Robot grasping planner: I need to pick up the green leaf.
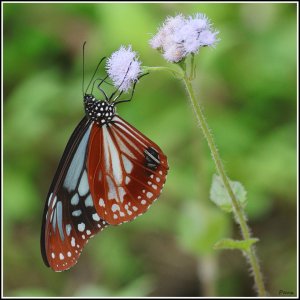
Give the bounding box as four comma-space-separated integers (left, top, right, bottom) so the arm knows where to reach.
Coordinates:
214, 238, 259, 252
210, 174, 247, 212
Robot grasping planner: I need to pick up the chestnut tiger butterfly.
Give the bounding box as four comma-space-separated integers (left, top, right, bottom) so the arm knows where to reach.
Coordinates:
40, 50, 169, 272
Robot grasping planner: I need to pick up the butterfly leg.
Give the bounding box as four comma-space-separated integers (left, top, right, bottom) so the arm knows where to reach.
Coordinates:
91, 76, 109, 100
113, 73, 149, 104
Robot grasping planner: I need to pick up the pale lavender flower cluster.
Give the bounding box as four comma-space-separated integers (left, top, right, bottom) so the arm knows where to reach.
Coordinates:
106, 45, 142, 92
149, 13, 219, 62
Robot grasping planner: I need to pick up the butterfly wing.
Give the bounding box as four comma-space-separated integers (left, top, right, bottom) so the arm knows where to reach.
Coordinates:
41, 117, 108, 272
87, 115, 169, 225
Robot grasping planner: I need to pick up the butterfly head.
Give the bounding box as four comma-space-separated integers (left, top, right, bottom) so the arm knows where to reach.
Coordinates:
84, 94, 116, 126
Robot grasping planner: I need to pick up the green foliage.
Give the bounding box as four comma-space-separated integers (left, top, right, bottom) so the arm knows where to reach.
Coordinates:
210, 174, 247, 213
3, 2, 297, 297
177, 201, 231, 255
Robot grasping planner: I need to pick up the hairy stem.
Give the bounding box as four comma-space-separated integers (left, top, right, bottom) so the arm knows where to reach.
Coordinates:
182, 74, 266, 296
143, 66, 184, 78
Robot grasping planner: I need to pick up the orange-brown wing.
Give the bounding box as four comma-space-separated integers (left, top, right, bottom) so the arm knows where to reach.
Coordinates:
87, 115, 169, 225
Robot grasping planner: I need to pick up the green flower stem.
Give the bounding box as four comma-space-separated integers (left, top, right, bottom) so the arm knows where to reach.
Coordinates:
143, 66, 184, 78
182, 74, 266, 297
146, 64, 266, 296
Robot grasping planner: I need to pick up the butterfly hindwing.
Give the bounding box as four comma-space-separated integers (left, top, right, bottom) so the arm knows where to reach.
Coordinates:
41, 117, 108, 272
87, 115, 169, 225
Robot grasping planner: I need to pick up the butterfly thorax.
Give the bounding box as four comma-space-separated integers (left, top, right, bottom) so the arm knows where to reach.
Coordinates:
84, 94, 115, 126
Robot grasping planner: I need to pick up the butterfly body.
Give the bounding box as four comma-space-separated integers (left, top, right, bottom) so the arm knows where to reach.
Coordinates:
41, 91, 168, 272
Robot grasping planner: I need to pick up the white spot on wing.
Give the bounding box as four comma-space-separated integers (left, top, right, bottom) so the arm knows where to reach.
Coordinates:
59, 253, 64, 260
122, 154, 133, 174
56, 201, 64, 241
147, 192, 153, 198
84, 194, 93, 207
78, 223, 85, 232
63, 124, 92, 192
52, 209, 57, 230
72, 210, 82, 217
118, 187, 126, 203
103, 126, 123, 185
92, 213, 100, 221
99, 198, 105, 207
66, 224, 71, 236
112, 204, 120, 212
106, 175, 117, 200
71, 193, 79, 206
79, 171, 89, 196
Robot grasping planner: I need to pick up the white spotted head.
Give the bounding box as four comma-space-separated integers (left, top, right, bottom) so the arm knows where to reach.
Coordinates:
84, 95, 116, 126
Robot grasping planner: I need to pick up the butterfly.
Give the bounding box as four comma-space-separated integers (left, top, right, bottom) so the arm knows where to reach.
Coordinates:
40, 57, 169, 272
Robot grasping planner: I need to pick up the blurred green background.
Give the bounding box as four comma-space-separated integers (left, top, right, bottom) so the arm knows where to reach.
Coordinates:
3, 3, 297, 297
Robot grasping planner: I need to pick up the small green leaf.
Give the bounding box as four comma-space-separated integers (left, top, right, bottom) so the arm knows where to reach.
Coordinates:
213, 238, 259, 252
210, 174, 247, 212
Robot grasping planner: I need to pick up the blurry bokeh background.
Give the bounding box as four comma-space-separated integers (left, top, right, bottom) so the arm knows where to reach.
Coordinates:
3, 3, 297, 297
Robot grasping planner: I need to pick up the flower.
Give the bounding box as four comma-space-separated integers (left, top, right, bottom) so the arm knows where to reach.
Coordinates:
149, 13, 220, 63
149, 14, 185, 51
106, 45, 142, 92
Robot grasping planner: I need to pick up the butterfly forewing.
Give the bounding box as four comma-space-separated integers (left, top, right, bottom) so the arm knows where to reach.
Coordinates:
41, 117, 108, 272
87, 116, 169, 225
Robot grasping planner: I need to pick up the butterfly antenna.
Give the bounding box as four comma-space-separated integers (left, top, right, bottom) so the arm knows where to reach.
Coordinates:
82, 41, 87, 97
85, 56, 106, 95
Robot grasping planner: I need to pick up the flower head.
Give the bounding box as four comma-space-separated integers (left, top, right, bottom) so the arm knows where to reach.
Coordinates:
106, 45, 142, 92
149, 13, 220, 63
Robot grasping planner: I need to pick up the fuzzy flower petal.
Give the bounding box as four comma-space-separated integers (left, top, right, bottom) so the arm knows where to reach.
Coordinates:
150, 13, 220, 62
149, 14, 185, 50
163, 44, 185, 63
106, 45, 142, 92
163, 14, 186, 35
187, 13, 211, 33
198, 29, 220, 47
